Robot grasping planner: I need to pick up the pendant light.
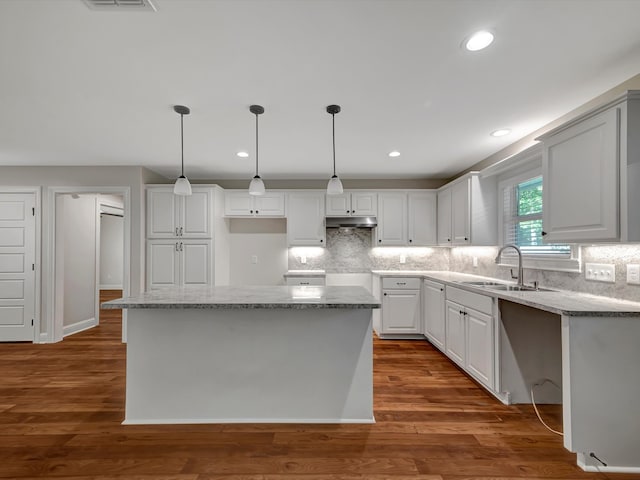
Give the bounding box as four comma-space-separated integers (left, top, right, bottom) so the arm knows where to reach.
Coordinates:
248, 104, 266, 195
326, 104, 344, 195
173, 105, 192, 196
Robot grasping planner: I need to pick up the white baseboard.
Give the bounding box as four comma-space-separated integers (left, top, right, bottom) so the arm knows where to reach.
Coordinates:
38, 332, 51, 344
577, 452, 640, 473
63, 317, 97, 337
99, 284, 123, 290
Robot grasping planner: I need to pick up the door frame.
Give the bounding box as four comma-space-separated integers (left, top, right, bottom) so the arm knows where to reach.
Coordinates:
44, 186, 131, 343
0, 187, 41, 342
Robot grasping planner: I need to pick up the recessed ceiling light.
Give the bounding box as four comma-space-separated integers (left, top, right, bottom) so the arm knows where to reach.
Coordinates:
465, 30, 494, 51
388, 151, 401, 157
237, 151, 249, 158
491, 129, 511, 137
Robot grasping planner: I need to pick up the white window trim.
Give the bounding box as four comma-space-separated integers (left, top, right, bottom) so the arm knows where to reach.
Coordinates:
498, 167, 581, 273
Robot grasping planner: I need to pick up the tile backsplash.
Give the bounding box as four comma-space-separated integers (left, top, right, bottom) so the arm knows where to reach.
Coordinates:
288, 229, 640, 302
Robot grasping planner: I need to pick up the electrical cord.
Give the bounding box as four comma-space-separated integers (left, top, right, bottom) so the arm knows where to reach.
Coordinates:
530, 379, 563, 436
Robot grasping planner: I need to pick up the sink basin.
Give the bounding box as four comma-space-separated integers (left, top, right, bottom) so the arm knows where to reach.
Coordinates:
456, 281, 506, 286
486, 284, 556, 292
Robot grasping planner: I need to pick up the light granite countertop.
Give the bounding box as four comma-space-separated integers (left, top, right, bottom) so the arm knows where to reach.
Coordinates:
372, 270, 640, 317
101, 285, 380, 310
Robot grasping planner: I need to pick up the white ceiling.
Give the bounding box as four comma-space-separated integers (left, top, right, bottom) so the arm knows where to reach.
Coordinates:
1, 0, 640, 181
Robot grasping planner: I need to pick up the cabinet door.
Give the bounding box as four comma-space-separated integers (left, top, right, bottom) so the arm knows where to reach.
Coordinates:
437, 188, 452, 246
451, 179, 470, 245
466, 307, 494, 389
147, 240, 179, 288
180, 188, 211, 238
224, 191, 254, 216
351, 192, 377, 216
408, 192, 437, 246
382, 289, 421, 334
445, 300, 465, 367
255, 192, 285, 216
325, 193, 351, 216
180, 240, 212, 286
423, 280, 445, 351
542, 107, 619, 242
147, 188, 179, 238
376, 193, 407, 246
286, 192, 326, 246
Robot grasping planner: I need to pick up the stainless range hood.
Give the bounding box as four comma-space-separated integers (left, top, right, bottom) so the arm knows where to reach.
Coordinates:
325, 216, 378, 228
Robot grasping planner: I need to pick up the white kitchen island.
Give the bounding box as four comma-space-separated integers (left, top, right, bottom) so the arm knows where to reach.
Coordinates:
102, 285, 380, 425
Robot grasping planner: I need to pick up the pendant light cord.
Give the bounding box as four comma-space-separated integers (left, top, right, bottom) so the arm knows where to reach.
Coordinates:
332, 112, 336, 176
255, 112, 259, 177
180, 113, 185, 177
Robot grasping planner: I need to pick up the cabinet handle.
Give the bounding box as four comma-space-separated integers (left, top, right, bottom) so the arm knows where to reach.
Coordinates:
459, 310, 463, 315
409, 239, 412, 243
351, 210, 355, 214
320, 239, 323, 243
383, 292, 387, 296
378, 239, 382, 243
300, 282, 309, 285
542, 231, 548, 236
175, 242, 179, 252
256, 210, 259, 214
440, 288, 444, 292
447, 238, 451, 242
250, 210, 254, 214
397, 282, 406, 286
346, 210, 350, 214
180, 227, 183, 236
175, 227, 179, 236
464, 237, 468, 241
180, 242, 183, 252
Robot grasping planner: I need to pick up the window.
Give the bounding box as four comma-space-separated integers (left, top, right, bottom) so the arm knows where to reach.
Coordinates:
499, 168, 579, 271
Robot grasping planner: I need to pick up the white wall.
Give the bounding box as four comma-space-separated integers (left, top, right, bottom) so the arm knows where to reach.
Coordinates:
228, 218, 287, 286
0, 166, 151, 339
58, 194, 97, 330
100, 214, 123, 288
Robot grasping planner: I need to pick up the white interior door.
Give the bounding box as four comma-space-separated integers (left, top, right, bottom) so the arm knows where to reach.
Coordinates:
0, 193, 36, 341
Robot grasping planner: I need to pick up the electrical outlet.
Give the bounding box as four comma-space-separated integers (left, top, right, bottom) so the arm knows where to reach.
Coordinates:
251, 255, 258, 264
585, 263, 615, 283
627, 264, 640, 285
300, 256, 307, 264
399, 254, 406, 264
472, 256, 478, 268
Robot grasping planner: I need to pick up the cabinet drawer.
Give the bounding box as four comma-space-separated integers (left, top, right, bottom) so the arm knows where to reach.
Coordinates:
382, 277, 421, 289
446, 286, 493, 315
286, 277, 325, 286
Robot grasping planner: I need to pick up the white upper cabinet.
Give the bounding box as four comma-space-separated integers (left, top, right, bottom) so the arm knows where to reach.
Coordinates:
376, 192, 407, 246
147, 186, 212, 239
537, 91, 640, 243
407, 191, 437, 246
437, 174, 497, 246
325, 191, 377, 216
286, 192, 326, 246
224, 190, 285, 217
437, 188, 452, 246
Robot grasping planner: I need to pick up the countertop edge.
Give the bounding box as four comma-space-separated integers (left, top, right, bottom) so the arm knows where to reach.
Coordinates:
372, 271, 640, 317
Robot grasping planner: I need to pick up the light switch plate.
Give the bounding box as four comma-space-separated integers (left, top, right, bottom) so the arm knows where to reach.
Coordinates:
585, 263, 615, 283
627, 264, 640, 285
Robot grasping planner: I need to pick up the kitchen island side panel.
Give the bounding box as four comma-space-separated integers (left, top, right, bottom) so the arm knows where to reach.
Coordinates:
125, 308, 374, 424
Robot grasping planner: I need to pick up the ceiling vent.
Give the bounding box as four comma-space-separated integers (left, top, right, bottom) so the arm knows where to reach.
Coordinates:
82, 0, 157, 11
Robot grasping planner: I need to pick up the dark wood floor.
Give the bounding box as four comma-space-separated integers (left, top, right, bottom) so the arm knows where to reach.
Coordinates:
0, 292, 633, 479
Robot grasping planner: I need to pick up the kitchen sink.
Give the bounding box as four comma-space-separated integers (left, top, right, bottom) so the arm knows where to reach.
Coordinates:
455, 281, 506, 286
485, 284, 556, 292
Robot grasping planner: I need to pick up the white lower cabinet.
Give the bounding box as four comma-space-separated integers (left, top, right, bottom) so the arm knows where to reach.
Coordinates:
444, 286, 495, 390
445, 301, 466, 366
380, 277, 422, 334
147, 239, 211, 288
423, 280, 445, 351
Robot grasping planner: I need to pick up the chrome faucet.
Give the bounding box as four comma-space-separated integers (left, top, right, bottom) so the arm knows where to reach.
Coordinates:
495, 244, 524, 287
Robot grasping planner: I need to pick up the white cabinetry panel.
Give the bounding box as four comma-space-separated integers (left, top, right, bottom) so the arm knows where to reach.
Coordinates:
423, 280, 445, 351
542, 107, 619, 242
376, 193, 407, 246
382, 289, 421, 334
408, 191, 437, 246
466, 308, 494, 388
445, 301, 466, 366
147, 240, 179, 287
286, 192, 325, 246
147, 189, 178, 238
